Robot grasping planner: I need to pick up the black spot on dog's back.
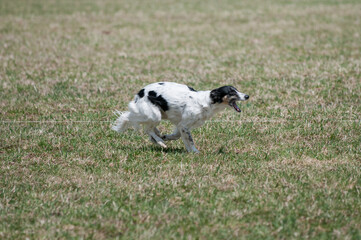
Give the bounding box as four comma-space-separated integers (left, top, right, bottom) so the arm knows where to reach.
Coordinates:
137, 89, 145, 98
148, 91, 169, 111
158, 82, 164, 85
188, 86, 197, 92
148, 91, 157, 97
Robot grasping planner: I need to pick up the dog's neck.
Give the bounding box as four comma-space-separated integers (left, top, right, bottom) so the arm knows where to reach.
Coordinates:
197, 90, 228, 115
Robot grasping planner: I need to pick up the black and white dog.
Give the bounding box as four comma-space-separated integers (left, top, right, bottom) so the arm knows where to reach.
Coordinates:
112, 82, 249, 153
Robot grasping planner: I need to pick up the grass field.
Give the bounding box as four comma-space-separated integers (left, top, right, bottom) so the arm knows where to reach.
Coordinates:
1, 0, 361, 239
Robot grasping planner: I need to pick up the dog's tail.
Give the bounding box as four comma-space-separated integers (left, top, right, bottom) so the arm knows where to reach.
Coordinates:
112, 99, 162, 133
111, 110, 133, 133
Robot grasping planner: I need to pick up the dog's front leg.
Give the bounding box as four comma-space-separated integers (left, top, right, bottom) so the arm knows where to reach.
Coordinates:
180, 127, 199, 153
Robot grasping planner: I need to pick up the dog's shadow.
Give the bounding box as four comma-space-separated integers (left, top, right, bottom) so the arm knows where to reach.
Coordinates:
118, 144, 186, 154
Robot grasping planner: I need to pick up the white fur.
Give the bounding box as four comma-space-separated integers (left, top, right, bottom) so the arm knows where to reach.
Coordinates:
112, 82, 248, 153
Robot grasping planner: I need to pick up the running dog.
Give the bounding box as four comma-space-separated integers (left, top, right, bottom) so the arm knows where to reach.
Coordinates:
112, 82, 249, 153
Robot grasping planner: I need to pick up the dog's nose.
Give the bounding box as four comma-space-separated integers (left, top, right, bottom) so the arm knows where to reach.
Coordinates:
244, 95, 249, 100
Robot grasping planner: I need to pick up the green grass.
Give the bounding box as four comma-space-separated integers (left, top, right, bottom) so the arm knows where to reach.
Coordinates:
1, 0, 360, 239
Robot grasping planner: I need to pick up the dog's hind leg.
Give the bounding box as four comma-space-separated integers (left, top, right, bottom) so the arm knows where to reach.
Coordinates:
162, 127, 181, 141
154, 127, 162, 138
148, 131, 167, 148
145, 124, 167, 149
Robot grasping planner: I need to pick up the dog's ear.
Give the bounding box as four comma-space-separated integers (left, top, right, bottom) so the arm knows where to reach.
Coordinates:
210, 88, 224, 103
210, 86, 233, 104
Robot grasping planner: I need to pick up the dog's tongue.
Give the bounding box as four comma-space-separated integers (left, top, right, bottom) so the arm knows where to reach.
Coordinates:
232, 102, 241, 112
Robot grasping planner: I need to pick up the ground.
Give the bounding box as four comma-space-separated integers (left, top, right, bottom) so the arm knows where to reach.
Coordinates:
0, 0, 360, 239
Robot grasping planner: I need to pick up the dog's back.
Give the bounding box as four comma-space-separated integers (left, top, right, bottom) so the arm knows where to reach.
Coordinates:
112, 82, 196, 132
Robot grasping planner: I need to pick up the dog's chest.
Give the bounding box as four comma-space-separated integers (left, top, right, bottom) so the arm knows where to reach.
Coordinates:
184, 105, 214, 128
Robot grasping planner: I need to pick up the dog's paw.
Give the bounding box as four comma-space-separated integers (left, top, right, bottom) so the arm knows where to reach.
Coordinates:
149, 136, 167, 149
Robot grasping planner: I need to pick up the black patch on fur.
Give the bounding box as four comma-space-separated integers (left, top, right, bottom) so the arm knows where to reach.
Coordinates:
210, 86, 238, 104
148, 91, 157, 97
158, 82, 164, 85
148, 91, 169, 111
137, 89, 145, 98
188, 86, 197, 92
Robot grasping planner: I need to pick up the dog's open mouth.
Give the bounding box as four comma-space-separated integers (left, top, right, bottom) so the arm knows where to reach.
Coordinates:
230, 101, 241, 112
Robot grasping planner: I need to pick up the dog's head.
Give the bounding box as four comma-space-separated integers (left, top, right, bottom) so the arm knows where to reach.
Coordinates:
210, 86, 249, 112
